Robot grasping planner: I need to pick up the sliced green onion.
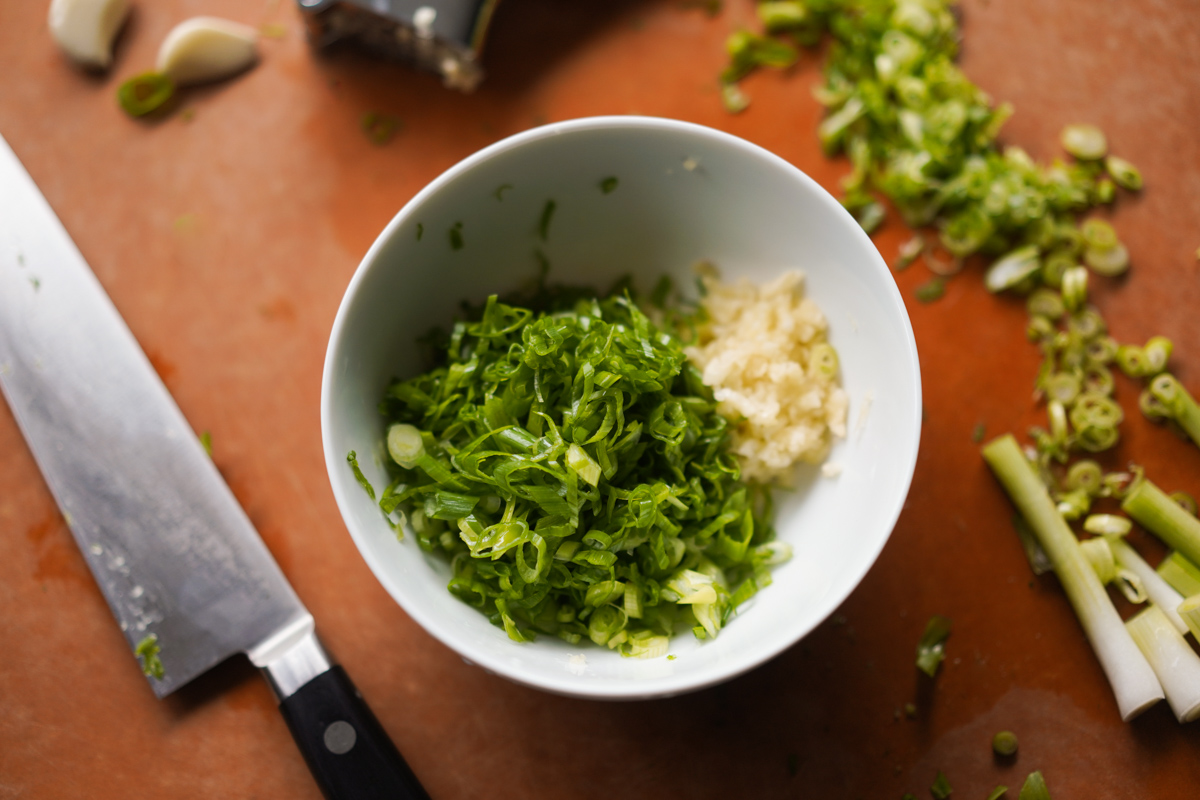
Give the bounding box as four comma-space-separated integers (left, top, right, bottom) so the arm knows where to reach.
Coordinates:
988, 787, 1009, 800
982, 434, 1163, 720
992, 730, 1019, 757
599, 176, 619, 194
1115, 344, 1150, 378
1065, 460, 1104, 495
1026, 288, 1064, 319
1018, 771, 1052, 800
916, 614, 952, 677
1060, 267, 1088, 313
135, 633, 165, 680
915, 276, 946, 304
720, 81, 750, 114
387, 423, 425, 469
759, 1, 808, 31
1126, 605, 1200, 722
893, 235, 924, 271
347, 450, 376, 501
1143, 336, 1173, 374
1061, 124, 1107, 160
361, 111, 400, 145
1178, 594, 1200, 640
1084, 243, 1129, 277
1080, 536, 1117, 584
1084, 514, 1131, 537
117, 72, 176, 117
1107, 536, 1187, 634
1105, 155, 1143, 191
1055, 487, 1090, 521
1157, 551, 1200, 598
565, 443, 601, 487
930, 771, 952, 800
985, 246, 1041, 293
1148, 373, 1200, 446
1080, 218, 1118, 250
1123, 477, 1200, 568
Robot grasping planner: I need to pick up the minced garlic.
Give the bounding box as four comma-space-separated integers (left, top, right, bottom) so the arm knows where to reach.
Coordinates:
685, 269, 848, 484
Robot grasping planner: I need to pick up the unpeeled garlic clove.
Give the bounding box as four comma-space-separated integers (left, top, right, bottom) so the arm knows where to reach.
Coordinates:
156, 17, 258, 87
48, 0, 131, 69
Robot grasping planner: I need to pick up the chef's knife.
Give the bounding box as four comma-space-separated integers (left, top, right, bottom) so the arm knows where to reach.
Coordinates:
0, 134, 429, 800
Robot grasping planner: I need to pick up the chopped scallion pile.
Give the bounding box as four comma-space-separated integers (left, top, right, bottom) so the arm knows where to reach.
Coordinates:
365, 291, 784, 652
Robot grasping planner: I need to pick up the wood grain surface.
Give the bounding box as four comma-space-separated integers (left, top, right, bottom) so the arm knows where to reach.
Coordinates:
2, 1, 1199, 797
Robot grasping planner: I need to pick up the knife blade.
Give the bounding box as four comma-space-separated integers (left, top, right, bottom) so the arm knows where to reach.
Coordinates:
0, 134, 429, 800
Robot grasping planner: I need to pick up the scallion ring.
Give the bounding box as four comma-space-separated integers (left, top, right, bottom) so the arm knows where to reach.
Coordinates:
117, 72, 176, 117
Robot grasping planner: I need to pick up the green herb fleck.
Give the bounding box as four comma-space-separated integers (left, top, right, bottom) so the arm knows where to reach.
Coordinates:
720, 81, 750, 114
495, 184, 513, 201
916, 615, 952, 677
930, 770, 952, 800
987, 787, 1009, 800
971, 423, 986, 443
347, 450, 376, 501
992, 730, 1018, 757
904, 702, 917, 719
1018, 771, 1051, 800
173, 213, 197, 234
29, 276, 40, 291
538, 200, 557, 241
600, 176, 619, 194
914, 277, 946, 304
117, 72, 175, 117
135, 634, 164, 680
361, 112, 400, 146
893, 236, 924, 271
449, 221, 464, 251
667, 654, 677, 660
199, 431, 213, 456
416, 223, 424, 241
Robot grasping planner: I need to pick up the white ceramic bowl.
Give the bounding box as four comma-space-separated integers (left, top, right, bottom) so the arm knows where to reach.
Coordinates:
322, 116, 921, 700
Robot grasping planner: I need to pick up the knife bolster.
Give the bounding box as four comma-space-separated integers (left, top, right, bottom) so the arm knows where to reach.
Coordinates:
259, 628, 333, 700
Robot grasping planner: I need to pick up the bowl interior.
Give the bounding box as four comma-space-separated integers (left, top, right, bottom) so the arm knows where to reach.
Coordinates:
321, 117, 921, 699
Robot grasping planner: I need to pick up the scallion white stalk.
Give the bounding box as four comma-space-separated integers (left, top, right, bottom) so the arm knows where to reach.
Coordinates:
1123, 477, 1200, 568
1125, 605, 1200, 723
1178, 595, 1200, 641
983, 434, 1163, 720
1107, 536, 1188, 635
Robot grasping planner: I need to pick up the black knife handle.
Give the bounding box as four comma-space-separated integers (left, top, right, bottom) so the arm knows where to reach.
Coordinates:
278, 666, 431, 800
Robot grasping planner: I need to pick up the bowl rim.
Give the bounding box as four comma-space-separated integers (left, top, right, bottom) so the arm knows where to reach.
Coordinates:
320, 114, 922, 700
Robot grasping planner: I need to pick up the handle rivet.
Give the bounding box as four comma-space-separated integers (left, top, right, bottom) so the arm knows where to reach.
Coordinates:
323, 720, 357, 754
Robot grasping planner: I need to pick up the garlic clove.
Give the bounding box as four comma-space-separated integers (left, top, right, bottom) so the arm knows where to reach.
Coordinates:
48, 0, 131, 69
156, 17, 259, 87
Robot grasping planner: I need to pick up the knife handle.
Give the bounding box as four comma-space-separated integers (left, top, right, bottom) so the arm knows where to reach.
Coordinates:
278, 665, 431, 800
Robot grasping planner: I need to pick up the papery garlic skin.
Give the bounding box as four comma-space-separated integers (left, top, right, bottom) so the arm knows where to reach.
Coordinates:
48, 0, 131, 69
156, 17, 258, 87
